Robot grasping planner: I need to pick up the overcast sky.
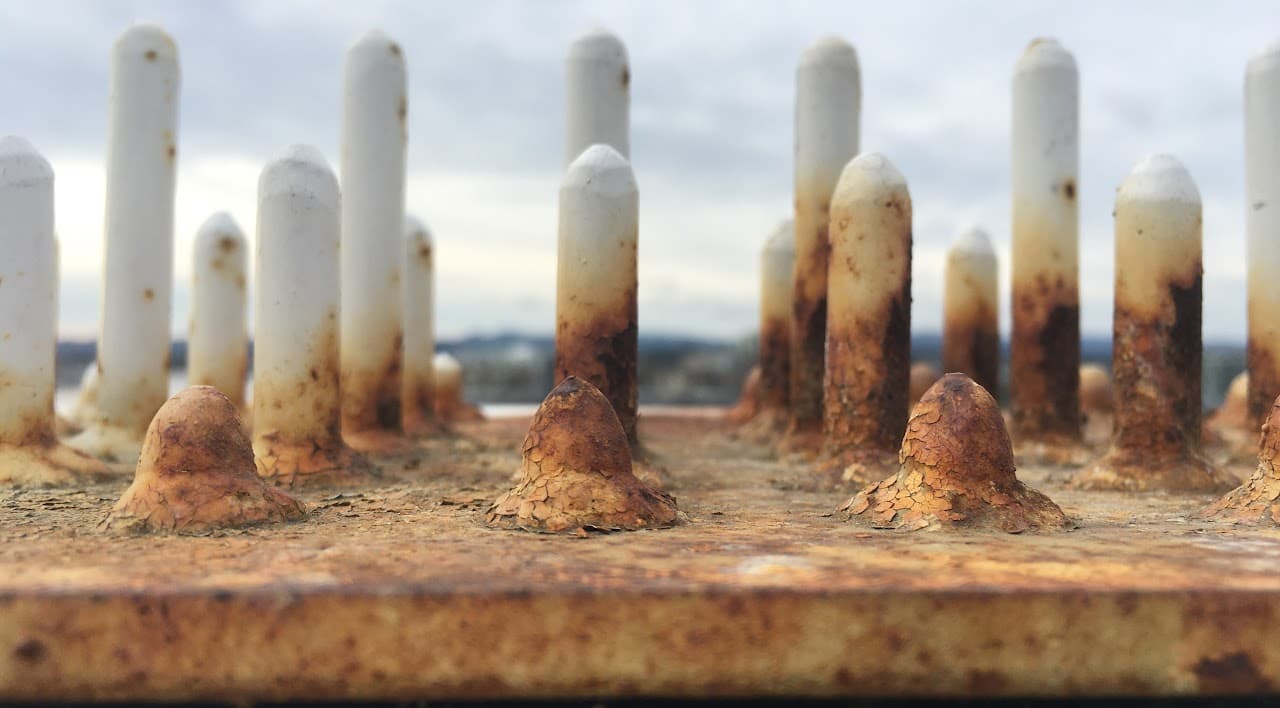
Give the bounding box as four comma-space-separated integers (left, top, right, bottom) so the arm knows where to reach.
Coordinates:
1, 0, 1277, 342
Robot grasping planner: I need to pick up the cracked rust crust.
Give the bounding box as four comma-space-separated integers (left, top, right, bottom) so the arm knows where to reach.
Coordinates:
1011, 273, 1081, 442
1204, 395, 1280, 524
104, 387, 307, 534
840, 374, 1071, 533
487, 377, 679, 534
6, 411, 1280, 700
1074, 276, 1232, 493
554, 298, 638, 446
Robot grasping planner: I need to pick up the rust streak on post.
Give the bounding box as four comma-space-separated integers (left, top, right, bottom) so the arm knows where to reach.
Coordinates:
942, 227, 999, 395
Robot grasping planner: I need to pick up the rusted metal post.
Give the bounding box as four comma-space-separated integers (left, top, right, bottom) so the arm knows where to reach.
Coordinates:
756, 219, 795, 420
69, 24, 179, 463
1073, 155, 1230, 492
943, 227, 999, 395
432, 352, 481, 422
253, 145, 366, 487
565, 28, 629, 166
820, 153, 911, 485
1247, 42, 1280, 427
0, 137, 110, 486
188, 213, 248, 409
555, 144, 639, 446
401, 215, 437, 435
784, 36, 860, 454
1010, 38, 1081, 459
340, 29, 409, 452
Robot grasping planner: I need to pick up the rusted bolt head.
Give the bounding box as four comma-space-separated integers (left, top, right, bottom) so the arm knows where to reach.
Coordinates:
840, 373, 1071, 533
1203, 393, 1280, 524
104, 386, 307, 534
487, 376, 679, 534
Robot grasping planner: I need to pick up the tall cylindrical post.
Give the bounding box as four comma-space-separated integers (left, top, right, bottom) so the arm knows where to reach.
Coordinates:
69, 24, 180, 463
757, 219, 795, 417
254, 145, 366, 487
1010, 38, 1081, 456
565, 28, 629, 166
188, 212, 248, 408
1073, 155, 1229, 492
402, 215, 436, 435
555, 144, 639, 446
943, 227, 999, 395
0, 136, 109, 485
821, 153, 912, 485
785, 36, 860, 453
1247, 42, 1280, 426
340, 29, 409, 451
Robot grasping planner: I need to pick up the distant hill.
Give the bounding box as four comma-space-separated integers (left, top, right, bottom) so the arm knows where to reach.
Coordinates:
56, 333, 1246, 408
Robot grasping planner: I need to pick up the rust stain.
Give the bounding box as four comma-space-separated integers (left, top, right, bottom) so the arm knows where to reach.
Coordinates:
1247, 334, 1278, 429
341, 332, 405, 445
785, 223, 829, 446
1075, 273, 1231, 492
104, 387, 307, 534
841, 374, 1072, 533
487, 377, 679, 534
1010, 273, 1081, 443
144, 49, 157, 61
12, 638, 46, 664
942, 312, 1000, 398
142, 288, 155, 302
756, 318, 790, 413
1191, 652, 1270, 693
555, 291, 638, 447
621, 66, 630, 89
1204, 394, 1280, 523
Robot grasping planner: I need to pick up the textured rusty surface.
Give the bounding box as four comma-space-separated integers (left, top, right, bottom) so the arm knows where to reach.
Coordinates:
2, 409, 1280, 700
942, 318, 999, 397
1010, 274, 1081, 442
341, 331, 405, 452
1205, 395, 1280, 524
757, 318, 790, 413
1248, 333, 1279, 428
840, 375, 1070, 533
821, 280, 911, 487
784, 219, 828, 450
104, 387, 307, 534
554, 295, 638, 447
725, 366, 761, 424
487, 377, 679, 533
1074, 276, 1231, 493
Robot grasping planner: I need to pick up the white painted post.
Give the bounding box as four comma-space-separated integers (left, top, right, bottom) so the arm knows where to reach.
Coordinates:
555, 144, 639, 445
757, 219, 795, 415
1010, 38, 1080, 449
786, 36, 861, 452
69, 24, 180, 463
0, 136, 109, 485
943, 227, 999, 394
340, 29, 409, 451
565, 28, 629, 166
1247, 41, 1280, 425
402, 215, 436, 434
188, 212, 248, 408
253, 145, 365, 487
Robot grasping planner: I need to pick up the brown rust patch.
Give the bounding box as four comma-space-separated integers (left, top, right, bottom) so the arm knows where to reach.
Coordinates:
756, 318, 790, 413
1204, 394, 1280, 523
820, 280, 910, 486
841, 374, 1071, 533
942, 316, 999, 397
783, 222, 830, 449
1191, 652, 1270, 693
620, 66, 630, 89
142, 288, 154, 302
341, 332, 405, 451
104, 387, 307, 534
725, 366, 761, 425
217, 236, 238, 254
1061, 179, 1076, 201
1075, 274, 1231, 492
554, 293, 638, 446
144, 49, 157, 61
1247, 336, 1279, 429
1011, 273, 1081, 443
487, 377, 679, 533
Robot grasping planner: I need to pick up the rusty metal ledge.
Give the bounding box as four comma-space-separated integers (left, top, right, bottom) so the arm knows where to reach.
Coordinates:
1, 414, 1278, 701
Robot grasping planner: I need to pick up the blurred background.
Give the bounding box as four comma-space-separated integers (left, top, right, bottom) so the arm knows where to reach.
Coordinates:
2, 0, 1275, 407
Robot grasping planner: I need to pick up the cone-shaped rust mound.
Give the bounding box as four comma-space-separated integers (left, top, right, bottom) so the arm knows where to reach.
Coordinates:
104, 386, 307, 534
487, 377, 679, 534
1204, 395, 1280, 524
840, 374, 1072, 533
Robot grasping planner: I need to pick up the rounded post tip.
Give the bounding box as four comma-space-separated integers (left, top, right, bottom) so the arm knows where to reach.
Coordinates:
764, 219, 795, 255
404, 215, 432, 245
260, 144, 337, 196
834, 152, 907, 198
563, 143, 636, 195
800, 35, 859, 68
951, 226, 995, 255
114, 23, 178, 62
569, 27, 628, 61
347, 28, 404, 64
1248, 40, 1280, 74
195, 211, 242, 246
1015, 37, 1076, 73
1119, 154, 1200, 206
0, 136, 52, 186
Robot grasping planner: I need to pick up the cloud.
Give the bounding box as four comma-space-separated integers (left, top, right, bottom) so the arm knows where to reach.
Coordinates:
2, 0, 1277, 343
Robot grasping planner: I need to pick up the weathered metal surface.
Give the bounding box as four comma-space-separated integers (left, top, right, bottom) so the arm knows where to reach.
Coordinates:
1, 408, 1278, 700
943, 227, 999, 396
187, 212, 248, 409
1247, 42, 1280, 426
